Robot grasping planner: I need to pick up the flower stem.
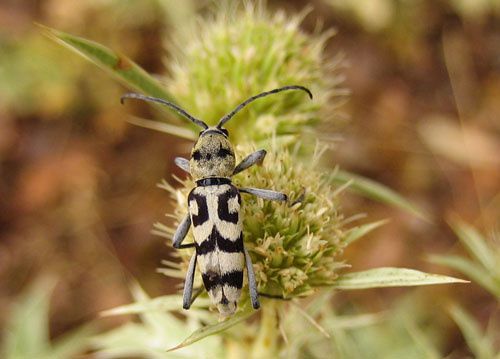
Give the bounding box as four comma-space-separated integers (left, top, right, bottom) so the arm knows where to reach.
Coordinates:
251, 300, 280, 358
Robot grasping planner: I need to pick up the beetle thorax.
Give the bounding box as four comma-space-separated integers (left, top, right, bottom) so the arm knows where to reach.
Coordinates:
190, 130, 235, 180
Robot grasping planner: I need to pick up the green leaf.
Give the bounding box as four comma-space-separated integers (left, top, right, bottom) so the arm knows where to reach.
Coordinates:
167, 304, 257, 352
101, 294, 211, 317
449, 219, 498, 274
2, 276, 95, 359
429, 255, 500, 298
344, 219, 389, 246
126, 116, 196, 140
332, 267, 468, 290
37, 24, 175, 103
94, 281, 218, 356
93, 282, 223, 358
3, 277, 56, 358
326, 312, 385, 329
404, 317, 442, 359
328, 170, 429, 221
49, 324, 96, 359
37, 24, 205, 139
449, 304, 496, 359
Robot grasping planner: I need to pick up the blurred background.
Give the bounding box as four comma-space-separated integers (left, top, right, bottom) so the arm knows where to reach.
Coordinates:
0, 0, 499, 357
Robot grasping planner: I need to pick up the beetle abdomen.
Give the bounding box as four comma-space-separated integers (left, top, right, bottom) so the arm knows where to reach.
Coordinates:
188, 184, 245, 316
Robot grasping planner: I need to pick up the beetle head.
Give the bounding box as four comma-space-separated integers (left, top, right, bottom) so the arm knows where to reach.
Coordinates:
190, 127, 235, 180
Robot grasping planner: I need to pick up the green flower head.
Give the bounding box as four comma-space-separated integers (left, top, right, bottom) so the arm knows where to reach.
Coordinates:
165, 2, 345, 143
156, 142, 348, 306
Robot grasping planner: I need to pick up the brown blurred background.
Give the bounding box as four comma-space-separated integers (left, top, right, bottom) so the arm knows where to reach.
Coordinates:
0, 0, 498, 355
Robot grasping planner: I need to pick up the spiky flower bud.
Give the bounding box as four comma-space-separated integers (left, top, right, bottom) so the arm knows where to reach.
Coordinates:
165, 2, 345, 143
156, 142, 348, 308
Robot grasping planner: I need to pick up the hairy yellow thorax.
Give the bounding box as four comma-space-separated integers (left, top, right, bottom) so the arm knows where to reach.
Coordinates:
190, 130, 235, 181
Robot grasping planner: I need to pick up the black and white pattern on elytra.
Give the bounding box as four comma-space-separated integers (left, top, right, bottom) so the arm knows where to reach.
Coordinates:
202, 270, 243, 292
188, 184, 242, 242
188, 184, 245, 315
189, 192, 209, 226
217, 186, 240, 224
196, 227, 244, 255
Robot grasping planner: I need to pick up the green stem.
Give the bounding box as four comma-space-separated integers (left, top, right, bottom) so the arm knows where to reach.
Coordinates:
251, 301, 280, 358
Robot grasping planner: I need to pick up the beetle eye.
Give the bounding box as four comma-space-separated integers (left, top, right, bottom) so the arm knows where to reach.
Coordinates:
221, 128, 229, 137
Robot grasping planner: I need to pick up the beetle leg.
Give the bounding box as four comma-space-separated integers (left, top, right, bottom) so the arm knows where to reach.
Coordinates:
239, 187, 287, 202
233, 149, 266, 175
244, 247, 260, 309
183, 252, 197, 309
174, 157, 190, 173
173, 214, 195, 249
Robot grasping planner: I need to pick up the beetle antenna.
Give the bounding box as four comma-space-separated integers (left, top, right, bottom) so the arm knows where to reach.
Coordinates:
217, 85, 312, 128
121, 93, 208, 130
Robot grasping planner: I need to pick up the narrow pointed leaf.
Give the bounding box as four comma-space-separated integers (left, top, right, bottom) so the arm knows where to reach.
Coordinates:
345, 219, 389, 245
429, 255, 500, 298
37, 24, 176, 105
50, 323, 96, 359
101, 295, 210, 317
93, 281, 223, 357
167, 305, 256, 352
404, 318, 441, 359
333, 267, 468, 290
449, 304, 496, 359
127, 281, 188, 336
449, 220, 498, 273
328, 170, 429, 221
291, 302, 330, 338
4, 276, 94, 359
4, 277, 57, 358
126, 116, 196, 140
325, 312, 385, 329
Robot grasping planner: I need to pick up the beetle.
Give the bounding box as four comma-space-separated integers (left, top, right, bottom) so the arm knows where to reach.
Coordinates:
121, 85, 312, 317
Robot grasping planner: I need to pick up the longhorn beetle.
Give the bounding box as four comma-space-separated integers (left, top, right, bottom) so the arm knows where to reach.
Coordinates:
121, 85, 312, 317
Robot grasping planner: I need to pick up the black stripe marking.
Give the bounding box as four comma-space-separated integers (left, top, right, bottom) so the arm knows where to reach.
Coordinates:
218, 187, 240, 224
188, 190, 209, 226
202, 270, 243, 291
221, 270, 243, 288
219, 231, 244, 253
196, 227, 243, 255
201, 270, 218, 292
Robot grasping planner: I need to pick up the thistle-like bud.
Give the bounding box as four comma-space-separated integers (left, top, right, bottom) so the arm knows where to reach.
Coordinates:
157, 143, 348, 305
165, 2, 345, 143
